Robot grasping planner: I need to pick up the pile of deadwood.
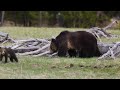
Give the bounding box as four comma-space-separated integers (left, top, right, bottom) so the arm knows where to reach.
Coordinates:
0, 20, 120, 60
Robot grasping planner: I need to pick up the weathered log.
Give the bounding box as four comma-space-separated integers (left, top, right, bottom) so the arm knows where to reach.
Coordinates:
0, 32, 8, 43
109, 47, 115, 60
87, 27, 111, 39
98, 42, 120, 60
18, 44, 50, 56
99, 28, 111, 37
0, 32, 8, 37
7, 37, 16, 43
14, 46, 40, 53
48, 52, 58, 57
32, 51, 50, 57
0, 40, 9, 44
0, 32, 16, 43
86, 20, 118, 41
14, 38, 50, 44
97, 42, 114, 55
11, 38, 50, 49
11, 44, 24, 49
92, 31, 102, 42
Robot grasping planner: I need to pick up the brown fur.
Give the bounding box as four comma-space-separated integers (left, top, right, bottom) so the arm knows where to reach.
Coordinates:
50, 30, 101, 57
0, 47, 18, 63
67, 40, 74, 49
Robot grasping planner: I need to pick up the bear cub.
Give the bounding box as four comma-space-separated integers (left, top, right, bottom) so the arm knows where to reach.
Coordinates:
0, 47, 18, 63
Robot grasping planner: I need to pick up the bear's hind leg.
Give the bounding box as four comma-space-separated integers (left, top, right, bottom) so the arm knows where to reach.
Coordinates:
9, 57, 14, 62
4, 54, 8, 63
14, 57, 18, 62
10, 55, 18, 62
79, 50, 85, 58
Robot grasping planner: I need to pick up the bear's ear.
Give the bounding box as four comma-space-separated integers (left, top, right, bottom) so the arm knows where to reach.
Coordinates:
51, 38, 56, 42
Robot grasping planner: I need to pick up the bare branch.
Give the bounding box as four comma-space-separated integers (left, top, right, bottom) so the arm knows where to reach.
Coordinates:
32, 51, 50, 57
19, 44, 50, 56
103, 20, 118, 31
48, 52, 58, 57
109, 47, 115, 60
98, 42, 120, 60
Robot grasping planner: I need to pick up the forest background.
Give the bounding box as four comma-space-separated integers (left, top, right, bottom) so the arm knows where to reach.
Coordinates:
0, 11, 120, 29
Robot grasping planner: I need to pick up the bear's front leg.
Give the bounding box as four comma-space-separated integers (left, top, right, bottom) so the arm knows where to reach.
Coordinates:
58, 47, 67, 57
0, 55, 3, 61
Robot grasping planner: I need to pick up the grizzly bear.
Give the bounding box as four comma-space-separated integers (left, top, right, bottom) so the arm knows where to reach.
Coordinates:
0, 47, 18, 63
50, 30, 101, 58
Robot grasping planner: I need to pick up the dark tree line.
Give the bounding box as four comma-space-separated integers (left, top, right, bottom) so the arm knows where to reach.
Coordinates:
0, 11, 120, 28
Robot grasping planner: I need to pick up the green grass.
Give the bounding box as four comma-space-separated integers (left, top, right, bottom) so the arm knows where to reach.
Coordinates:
0, 27, 84, 39
0, 27, 120, 79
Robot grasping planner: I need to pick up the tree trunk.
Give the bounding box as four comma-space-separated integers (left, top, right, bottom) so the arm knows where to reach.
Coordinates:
14, 11, 17, 26
0, 11, 5, 26
23, 11, 28, 27
39, 11, 42, 27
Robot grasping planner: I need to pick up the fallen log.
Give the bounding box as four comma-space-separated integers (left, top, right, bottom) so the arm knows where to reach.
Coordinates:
0, 32, 8, 43
32, 51, 50, 57
14, 46, 40, 53
18, 44, 50, 56
86, 20, 119, 42
87, 27, 111, 39
48, 52, 58, 57
11, 38, 50, 49
14, 38, 50, 44
97, 42, 114, 55
0, 32, 8, 37
98, 42, 120, 60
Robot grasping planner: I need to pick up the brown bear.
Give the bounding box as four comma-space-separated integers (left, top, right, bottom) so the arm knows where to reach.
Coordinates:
50, 30, 101, 58
0, 47, 18, 63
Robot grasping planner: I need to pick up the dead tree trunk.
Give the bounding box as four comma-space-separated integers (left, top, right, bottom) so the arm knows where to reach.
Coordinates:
98, 42, 120, 60
87, 20, 119, 42
0, 11, 5, 26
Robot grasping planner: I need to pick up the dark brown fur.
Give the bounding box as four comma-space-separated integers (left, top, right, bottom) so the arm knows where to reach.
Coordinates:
50, 30, 101, 57
0, 47, 18, 63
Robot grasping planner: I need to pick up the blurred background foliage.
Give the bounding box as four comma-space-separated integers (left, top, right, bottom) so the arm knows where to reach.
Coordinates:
0, 11, 120, 29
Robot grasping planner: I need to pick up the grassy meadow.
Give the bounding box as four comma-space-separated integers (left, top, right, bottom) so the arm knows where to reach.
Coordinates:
0, 27, 120, 79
